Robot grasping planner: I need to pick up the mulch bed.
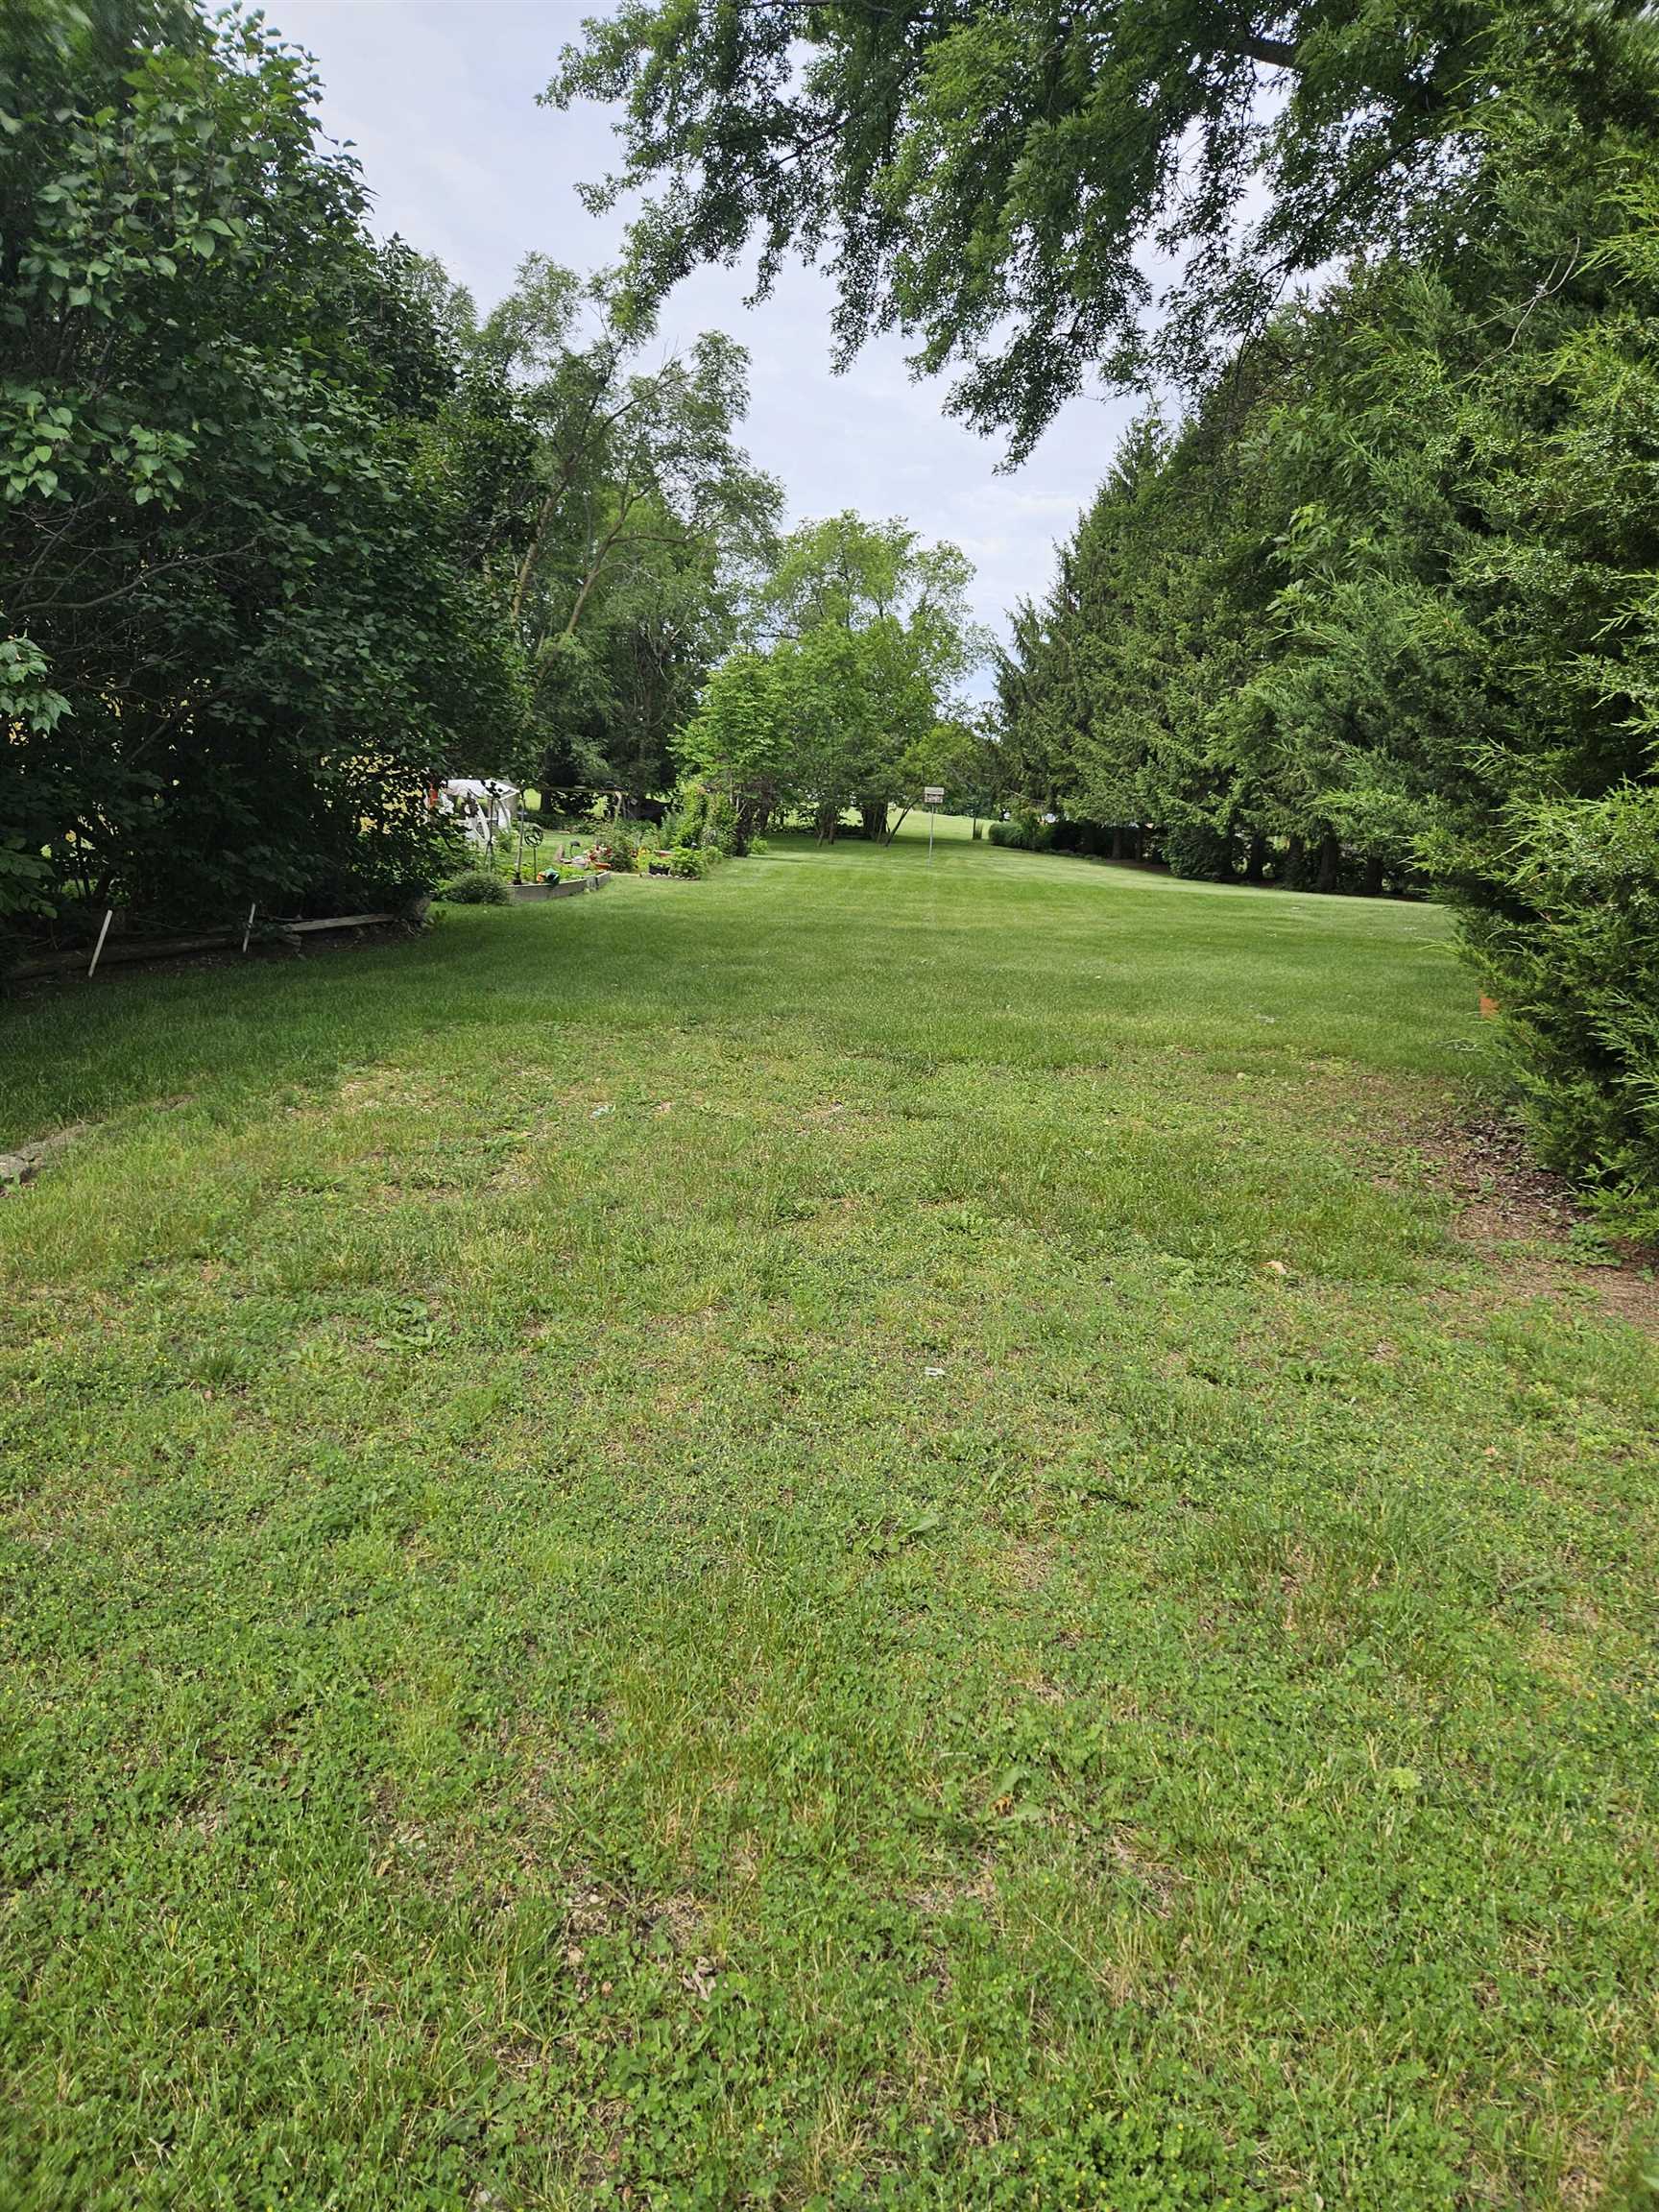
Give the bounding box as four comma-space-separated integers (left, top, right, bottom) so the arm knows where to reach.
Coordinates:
1417, 1112, 1588, 1244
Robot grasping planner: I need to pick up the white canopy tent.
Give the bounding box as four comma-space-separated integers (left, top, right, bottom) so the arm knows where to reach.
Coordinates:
435, 779, 521, 849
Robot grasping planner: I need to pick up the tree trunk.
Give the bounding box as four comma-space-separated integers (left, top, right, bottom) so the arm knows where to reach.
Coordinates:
1111, 827, 1126, 862
510, 447, 587, 635
859, 799, 887, 842
1362, 853, 1384, 897
1315, 830, 1341, 894
1286, 833, 1306, 886
737, 784, 776, 847
1245, 832, 1268, 882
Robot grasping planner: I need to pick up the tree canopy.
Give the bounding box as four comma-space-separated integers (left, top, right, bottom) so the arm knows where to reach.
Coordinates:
547, 0, 1655, 455
1, 0, 525, 925
462, 254, 781, 809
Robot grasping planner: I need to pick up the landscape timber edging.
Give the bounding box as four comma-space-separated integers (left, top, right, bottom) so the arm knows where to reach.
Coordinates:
509, 878, 597, 902
282, 911, 399, 935
8, 908, 409, 981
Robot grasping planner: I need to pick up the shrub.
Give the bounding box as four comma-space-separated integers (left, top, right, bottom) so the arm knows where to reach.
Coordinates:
1453, 784, 1659, 1239
0, 15, 528, 942
662, 785, 709, 849
667, 844, 710, 878
439, 868, 511, 905
988, 808, 1053, 852
591, 821, 647, 873
705, 787, 742, 856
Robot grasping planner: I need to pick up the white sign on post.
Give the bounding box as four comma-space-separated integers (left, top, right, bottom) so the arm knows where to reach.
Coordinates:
924, 787, 945, 805
923, 787, 945, 864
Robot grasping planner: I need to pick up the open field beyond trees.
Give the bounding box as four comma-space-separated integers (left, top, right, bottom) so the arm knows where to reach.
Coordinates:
2, 833, 1655, 2211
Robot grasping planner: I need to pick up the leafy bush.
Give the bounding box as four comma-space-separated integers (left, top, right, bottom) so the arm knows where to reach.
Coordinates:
662, 785, 708, 849
0, 10, 527, 937
1049, 818, 1113, 857
1453, 785, 1659, 1238
667, 844, 709, 878
661, 781, 754, 860
439, 868, 511, 905
988, 808, 1053, 852
293, 861, 448, 920
593, 820, 651, 873
704, 787, 743, 856
0, 831, 54, 924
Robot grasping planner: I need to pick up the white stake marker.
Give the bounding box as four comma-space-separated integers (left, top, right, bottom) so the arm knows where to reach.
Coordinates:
87, 908, 113, 979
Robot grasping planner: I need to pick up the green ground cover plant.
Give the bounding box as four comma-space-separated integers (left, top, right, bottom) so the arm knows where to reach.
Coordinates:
1, 830, 1654, 2210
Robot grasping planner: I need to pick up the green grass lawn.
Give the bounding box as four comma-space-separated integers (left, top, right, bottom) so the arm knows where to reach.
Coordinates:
2, 835, 1655, 2211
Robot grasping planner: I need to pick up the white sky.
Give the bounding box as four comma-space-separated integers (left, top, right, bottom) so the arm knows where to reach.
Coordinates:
275, 0, 1140, 686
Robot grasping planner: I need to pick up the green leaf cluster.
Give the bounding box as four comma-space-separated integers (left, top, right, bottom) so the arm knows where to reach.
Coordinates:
546, 0, 1644, 457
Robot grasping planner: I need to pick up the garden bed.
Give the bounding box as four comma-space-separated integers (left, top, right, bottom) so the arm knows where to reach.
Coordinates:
507, 877, 605, 902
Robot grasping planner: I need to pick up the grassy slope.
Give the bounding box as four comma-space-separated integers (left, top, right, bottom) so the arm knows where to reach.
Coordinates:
1, 831, 1654, 2211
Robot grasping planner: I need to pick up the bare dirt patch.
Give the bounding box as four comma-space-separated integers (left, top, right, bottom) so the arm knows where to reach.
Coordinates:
906, 1856, 998, 1919
1420, 1114, 1583, 1243
1412, 1112, 1659, 1331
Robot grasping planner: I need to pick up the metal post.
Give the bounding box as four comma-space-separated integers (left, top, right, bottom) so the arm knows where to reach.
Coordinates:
241, 901, 257, 954
928, 805, 935, 863
87, 907, 113, 979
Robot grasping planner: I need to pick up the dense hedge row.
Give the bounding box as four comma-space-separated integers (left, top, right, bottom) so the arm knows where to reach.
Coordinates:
993, 52, 1659, 1235
1455, 790, 1659, 1215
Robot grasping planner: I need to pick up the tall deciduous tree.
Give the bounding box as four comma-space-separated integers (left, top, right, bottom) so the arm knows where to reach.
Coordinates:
676, 649, 787, 847
757, 513, 982, 837
462, 253, 780, 807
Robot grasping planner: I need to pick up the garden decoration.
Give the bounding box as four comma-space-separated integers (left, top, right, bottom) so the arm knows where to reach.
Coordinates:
516, 819, 543, 883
